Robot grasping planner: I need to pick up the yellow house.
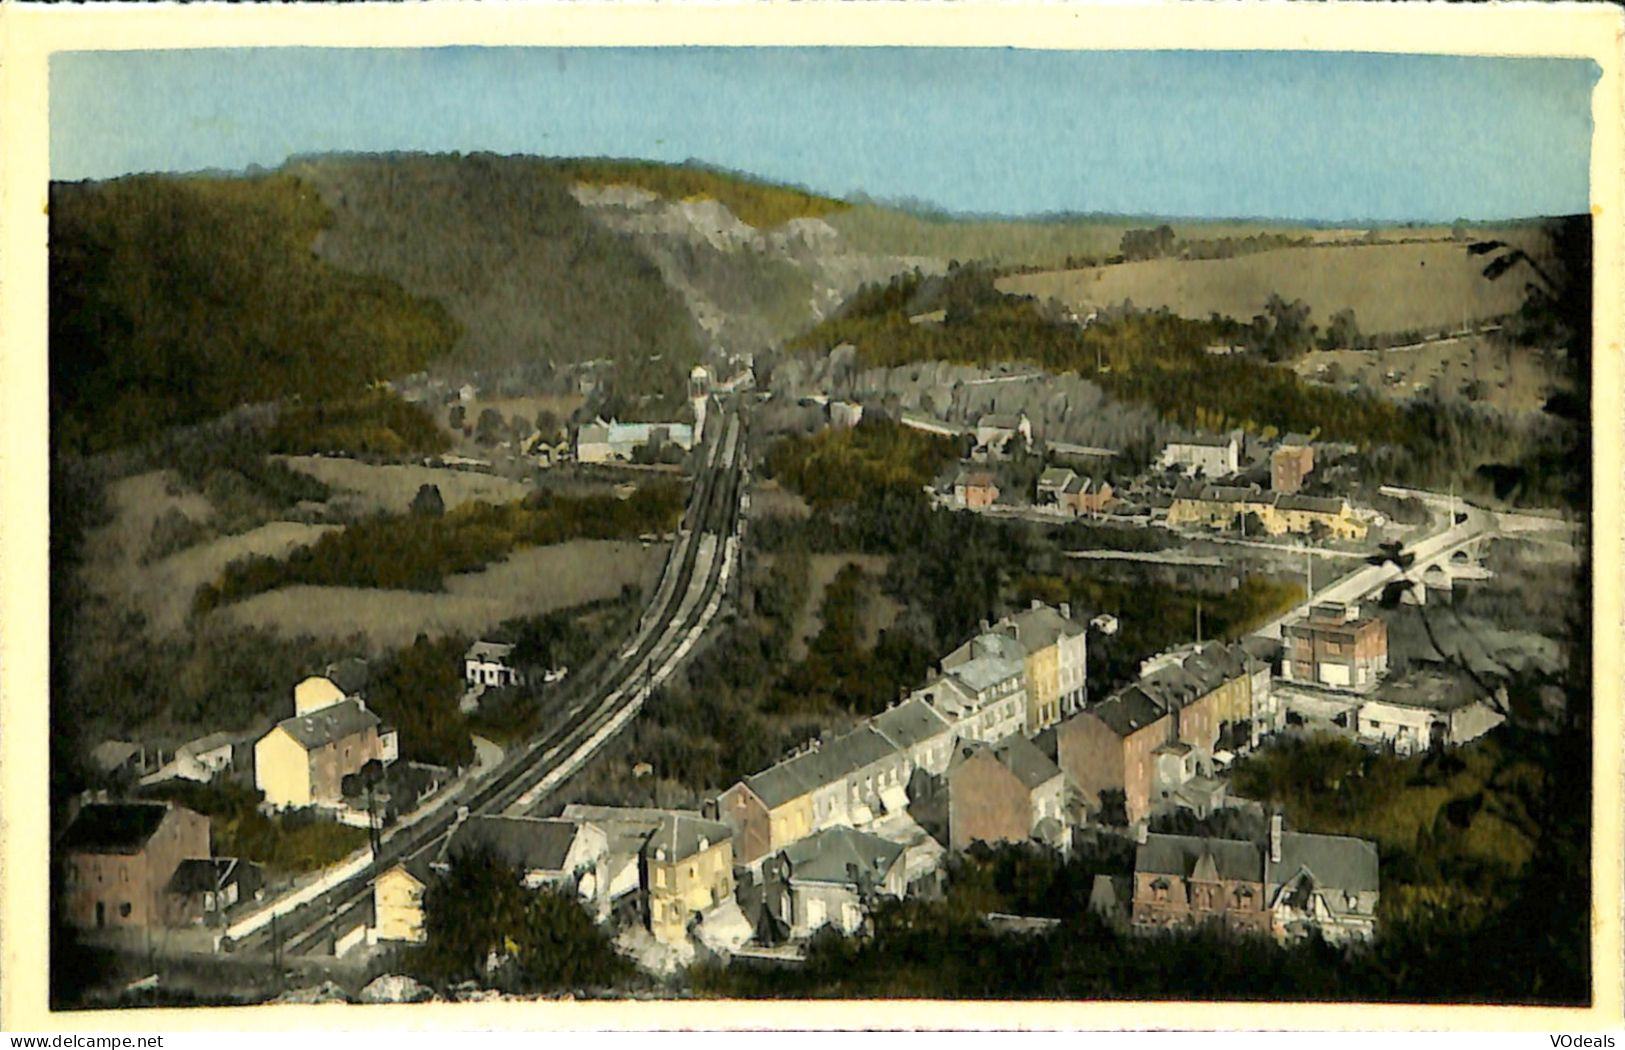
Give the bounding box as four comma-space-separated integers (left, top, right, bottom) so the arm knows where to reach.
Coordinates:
992, 602, 1089, 732
254, 699, 391, 809
1167, 487, 1366, 541
373, 859, 431, 944
1138, 641, 1259, 751
643, 814, 735, 945
718, 756, 825, 864
294, 675, 348, 716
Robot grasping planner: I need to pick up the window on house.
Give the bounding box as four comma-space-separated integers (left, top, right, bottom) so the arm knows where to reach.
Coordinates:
1151, 878, 1170, 902
120, 866, 129, 883
654, 869, 666, 888
119, 902, 132, 919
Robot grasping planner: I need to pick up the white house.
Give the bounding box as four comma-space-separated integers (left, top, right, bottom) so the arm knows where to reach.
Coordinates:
465, 640, 524, 690
575, 418, 697, 464
973, 413, 1033, 460
1159, 434, 1241, 478
1354, 673, 1506, 755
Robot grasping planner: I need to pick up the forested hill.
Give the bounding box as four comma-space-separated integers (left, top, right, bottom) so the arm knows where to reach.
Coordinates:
48, 155, 718, 455
285, 153, 706, 387
49, 173, 461, 455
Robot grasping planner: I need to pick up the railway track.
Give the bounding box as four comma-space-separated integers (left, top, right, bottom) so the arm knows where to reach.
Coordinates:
230, 406, 747, 959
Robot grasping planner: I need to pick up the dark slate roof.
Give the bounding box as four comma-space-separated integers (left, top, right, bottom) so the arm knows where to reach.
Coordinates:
276, 699, 380, 751
62, 803, 173, 855
988, 733, 1062, 790
869, 698, 953, 752
821, 725, 902, 778
1137, 834, 1263, 883
780, 826, 904, 886
1168, 435, 1235, 449
644, 813, 732, 864
324, 657, 371, 697
447, 815, 582, 873
745, 751, 834, 809
1139, 666, 1205, 711
1088, 687, 1170, 736
1276, 832, 1380, 893
166, 857, 245, 895
999, 604, 1085, 651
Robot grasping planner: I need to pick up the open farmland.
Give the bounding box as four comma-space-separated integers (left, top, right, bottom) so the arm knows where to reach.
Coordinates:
1293, 335, 1563, 415
83, 471, 340, 636
212, 538, 667, 651
828, 205, 1406, 271
998, 240, 1530, 335
275, 456, 529, 515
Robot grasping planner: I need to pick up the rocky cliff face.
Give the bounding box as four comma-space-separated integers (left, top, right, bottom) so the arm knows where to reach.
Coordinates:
568, 182, 943, 359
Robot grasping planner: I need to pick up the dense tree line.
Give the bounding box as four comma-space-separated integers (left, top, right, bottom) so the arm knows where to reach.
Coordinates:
406, 845, 634, 994
143, 437, 335, 561
793, 267, 1576, 509
137, 781, 367, 873
194, 482, 684, 613
1016, 570, 1302, 693
769, 563, 938, 719
366, 633, 476, 770
763, 419, 959, 510
265, 390, 451, 457
50, 174, 458, 454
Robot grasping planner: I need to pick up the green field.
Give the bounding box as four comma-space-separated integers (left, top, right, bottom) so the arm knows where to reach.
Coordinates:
999, 238, 1533, 336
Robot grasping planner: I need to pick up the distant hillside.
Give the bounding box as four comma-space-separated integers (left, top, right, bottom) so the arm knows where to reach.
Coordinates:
287, 153, 706, 401
550, 157, 850, 228
825, 206, 1391, 272
49, 174, 459, 454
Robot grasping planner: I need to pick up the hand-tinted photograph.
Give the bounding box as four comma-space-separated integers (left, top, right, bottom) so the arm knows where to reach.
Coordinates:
44, 44, 1598, 1012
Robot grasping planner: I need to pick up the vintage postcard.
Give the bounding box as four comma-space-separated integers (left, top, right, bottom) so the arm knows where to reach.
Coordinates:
1, 1, 1620, 1034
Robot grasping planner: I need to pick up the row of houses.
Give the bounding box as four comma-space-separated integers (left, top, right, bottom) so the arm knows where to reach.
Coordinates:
1165, 482, 1368, 540
1157, 433, 1317, 497
717, 601, 1090, 865
1058, 639, 1276, 827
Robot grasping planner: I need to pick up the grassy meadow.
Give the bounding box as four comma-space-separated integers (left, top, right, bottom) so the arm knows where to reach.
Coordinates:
999, 239, 1531, 336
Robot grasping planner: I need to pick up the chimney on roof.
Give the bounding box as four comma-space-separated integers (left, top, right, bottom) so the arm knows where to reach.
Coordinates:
1134, 822, 1148, 845
698, 836, 709, 853
1060, 602, 1071, 621
1031, 599, 1042, 611
1270, 813, 1283, 864
980, 619, 991, 633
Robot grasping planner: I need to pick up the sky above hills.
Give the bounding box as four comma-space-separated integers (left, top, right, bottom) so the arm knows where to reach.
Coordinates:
51, 47, 1597, 223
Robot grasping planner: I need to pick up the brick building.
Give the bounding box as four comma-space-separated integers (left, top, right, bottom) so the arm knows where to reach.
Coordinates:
1281, 602, 1389, 692
947, 736, 1066, 852
1270, 443, 1315, 494
60, 802, 211, 930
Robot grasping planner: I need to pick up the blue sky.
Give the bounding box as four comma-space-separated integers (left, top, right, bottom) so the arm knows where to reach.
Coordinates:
50, 47, 1598, 223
